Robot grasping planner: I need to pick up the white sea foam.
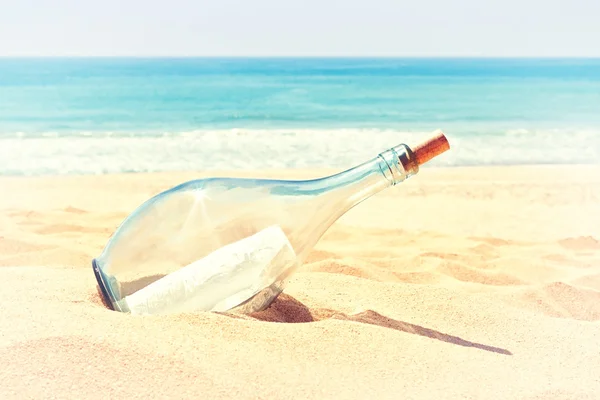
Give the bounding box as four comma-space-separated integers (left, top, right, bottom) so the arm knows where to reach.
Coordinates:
1, 128, 599, 176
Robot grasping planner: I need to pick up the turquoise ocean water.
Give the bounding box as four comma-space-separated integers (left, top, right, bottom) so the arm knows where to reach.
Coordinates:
1, 58, 599, 175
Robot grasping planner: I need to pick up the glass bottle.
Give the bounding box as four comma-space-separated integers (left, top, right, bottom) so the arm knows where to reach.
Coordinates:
92, 130, 450, 316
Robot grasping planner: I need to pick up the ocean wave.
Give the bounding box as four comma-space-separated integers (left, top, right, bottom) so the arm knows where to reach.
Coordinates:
1, 128, 599, 176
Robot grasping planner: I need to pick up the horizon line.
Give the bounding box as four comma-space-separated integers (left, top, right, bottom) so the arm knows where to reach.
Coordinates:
1, 55, 600, 59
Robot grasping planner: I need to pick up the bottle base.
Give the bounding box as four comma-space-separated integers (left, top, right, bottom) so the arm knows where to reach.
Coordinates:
92, 258, 118, 311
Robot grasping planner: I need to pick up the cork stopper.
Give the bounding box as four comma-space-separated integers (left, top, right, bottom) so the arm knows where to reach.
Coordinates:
411, 130, 450, 166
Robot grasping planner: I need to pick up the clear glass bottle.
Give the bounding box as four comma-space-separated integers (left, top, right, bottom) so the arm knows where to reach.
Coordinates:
93, 131, 450, 316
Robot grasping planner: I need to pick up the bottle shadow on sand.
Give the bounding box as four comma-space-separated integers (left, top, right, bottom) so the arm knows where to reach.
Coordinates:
241, 293, 513, 356
95, 282, 511, 356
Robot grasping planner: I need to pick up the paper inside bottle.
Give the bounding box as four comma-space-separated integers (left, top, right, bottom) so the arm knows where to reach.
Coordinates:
119, 225, 297, 315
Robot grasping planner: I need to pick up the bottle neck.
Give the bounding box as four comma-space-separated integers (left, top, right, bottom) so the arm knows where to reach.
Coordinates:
334, 143, 420, 209
292, 143, 420, 262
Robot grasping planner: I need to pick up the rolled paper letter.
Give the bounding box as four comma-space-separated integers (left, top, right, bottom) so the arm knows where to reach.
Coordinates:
120, 225, 297, 315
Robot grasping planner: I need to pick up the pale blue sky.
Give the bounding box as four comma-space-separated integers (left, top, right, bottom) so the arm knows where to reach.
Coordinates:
1, 0, 598, 57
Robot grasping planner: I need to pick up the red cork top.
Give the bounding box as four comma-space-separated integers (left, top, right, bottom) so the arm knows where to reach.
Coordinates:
411, 130, 450, 166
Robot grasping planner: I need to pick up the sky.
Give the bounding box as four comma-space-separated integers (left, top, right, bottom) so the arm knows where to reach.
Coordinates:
0, 0, 599, 57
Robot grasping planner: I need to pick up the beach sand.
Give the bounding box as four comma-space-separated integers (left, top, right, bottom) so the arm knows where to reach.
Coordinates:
1, 165, 599, 399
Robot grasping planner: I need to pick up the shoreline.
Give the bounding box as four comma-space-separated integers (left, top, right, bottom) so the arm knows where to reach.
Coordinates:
2, 128, 599, 176
1, 162, 599, 178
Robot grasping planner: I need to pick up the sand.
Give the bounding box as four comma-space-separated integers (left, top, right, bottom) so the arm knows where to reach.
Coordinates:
1, 165, 599, 399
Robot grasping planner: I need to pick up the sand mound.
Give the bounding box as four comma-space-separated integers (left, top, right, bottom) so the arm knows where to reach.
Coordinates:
558, 236, 600, 251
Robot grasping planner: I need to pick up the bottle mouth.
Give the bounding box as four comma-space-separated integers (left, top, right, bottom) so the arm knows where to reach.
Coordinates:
397, 144, 420, 177
378, 143, 419, 185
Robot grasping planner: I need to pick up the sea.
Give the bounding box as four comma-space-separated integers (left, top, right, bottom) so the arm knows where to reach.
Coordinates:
1, 57, 599, 176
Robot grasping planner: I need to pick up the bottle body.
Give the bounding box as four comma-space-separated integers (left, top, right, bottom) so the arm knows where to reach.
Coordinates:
93, 144, 420, 315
